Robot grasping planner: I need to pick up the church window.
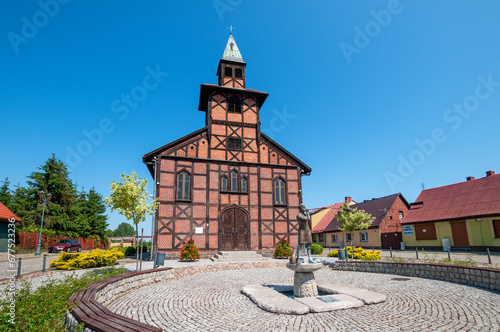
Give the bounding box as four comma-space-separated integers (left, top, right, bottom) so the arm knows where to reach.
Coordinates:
231, 171, 238, 192
224, 66, 232, 76
221, 176, 228, 191
235, 68, 243, 78
227, 95, 242, 113
274, 178, 286, 205
227, 137, 242, 150
241, 177, 247, 192
176, 171, 190, 200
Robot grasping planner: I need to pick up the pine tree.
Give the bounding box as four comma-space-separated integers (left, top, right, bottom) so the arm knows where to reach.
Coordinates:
0, 178, 11, 205
26, 154, 78, 232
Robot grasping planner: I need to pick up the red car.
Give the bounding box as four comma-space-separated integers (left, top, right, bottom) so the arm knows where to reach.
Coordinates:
48, 239, 82, 253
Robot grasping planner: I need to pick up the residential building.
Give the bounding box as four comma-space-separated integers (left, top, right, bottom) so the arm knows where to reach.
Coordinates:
401, 171, 500, 251
314, 194, 410, 249
0, 202, 21, 252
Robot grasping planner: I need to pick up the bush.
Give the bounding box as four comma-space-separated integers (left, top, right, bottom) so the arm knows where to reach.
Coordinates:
326, 246, 381, 260
274, 239, 293, 258
124, 245, 148, 257
0, 267, 126, 332
49, 248, 124, 270
311, 243, 323, 255
180, 239, 200, 261
110, 246, 126, 254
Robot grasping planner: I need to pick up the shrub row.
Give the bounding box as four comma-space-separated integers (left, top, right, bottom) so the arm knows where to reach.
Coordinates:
327, 246, 381, 261
50, 247, 125, 270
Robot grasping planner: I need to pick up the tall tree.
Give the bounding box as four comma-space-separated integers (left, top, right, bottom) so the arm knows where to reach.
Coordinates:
25, 154, 78, 232
0, 178, 11, 205
336, 202, 375, 260
105, 171, 158, 270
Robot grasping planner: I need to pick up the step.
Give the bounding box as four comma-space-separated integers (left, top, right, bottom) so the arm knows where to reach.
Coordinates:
210, 251, 265, 262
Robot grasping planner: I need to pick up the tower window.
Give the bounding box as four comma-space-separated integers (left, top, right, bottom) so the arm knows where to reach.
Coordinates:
227, 137, 242, 150
241, 177, 247, 192
221, 176, 228, 191
227, 95, 242, 113
274, 178, 286, 205
224, 66, 232, 76
176, 171, 191, 201
399, 211, 404, 220
231, 171, 238, 192
235, 68, 243, 78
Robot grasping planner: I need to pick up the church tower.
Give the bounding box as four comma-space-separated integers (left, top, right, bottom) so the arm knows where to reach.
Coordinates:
144, 32, 311, 256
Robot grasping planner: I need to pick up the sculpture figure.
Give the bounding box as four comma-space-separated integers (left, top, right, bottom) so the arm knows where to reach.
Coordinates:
296, 204, 321, 264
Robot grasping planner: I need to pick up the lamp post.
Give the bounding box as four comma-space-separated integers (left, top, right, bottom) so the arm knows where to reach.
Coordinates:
35, 191, 52, 256
121, 222, 126, 247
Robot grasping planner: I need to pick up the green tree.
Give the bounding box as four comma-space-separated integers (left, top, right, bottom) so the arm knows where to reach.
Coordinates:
105, 171, 158, 270
112, 222, 136, 237
336, 202, 375, 260
8, 183, 37, 227
0, 177, 11, 205
73, 187, 109, 238
25, 154, 78, 232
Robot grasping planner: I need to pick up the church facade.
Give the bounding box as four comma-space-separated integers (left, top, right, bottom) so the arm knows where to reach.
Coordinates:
143, 33, 311, 254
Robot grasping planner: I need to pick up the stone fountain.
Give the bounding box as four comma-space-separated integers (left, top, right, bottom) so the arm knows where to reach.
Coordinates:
242, 204, 386, 314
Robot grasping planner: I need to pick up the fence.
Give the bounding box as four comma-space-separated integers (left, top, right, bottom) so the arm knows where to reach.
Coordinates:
16, 232, 106, 250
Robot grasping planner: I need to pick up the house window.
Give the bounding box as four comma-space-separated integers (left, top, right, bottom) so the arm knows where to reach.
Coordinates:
241, 177, 247, 192
221, 176, 227, 191
235, 68, 243, 78
227, 96, 242, 113
274, 178, 286, 205
176, 171, 190, 200
227, 137, 242, 150
493, 220, 500, 238
224, 66, 232, 76
331, 234, 338, 243
360, 232, 368, 242
231, 171, 238, 192
399, 211, 404, 221
346, 233, 352, 242
312, 234, 317, 242
318, 233, 324, 242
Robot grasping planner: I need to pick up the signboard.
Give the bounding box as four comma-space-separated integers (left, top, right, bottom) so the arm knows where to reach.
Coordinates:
403, 225, 413, 235
195, 227, 203, 234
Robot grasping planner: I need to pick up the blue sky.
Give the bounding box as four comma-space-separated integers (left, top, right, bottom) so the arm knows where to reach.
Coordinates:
2, 1, 500, 235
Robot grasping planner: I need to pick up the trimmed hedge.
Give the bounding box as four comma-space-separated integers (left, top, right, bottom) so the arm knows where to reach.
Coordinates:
311, 243, 323, 255
328, 246, 381, 261
49, 247, 125, 270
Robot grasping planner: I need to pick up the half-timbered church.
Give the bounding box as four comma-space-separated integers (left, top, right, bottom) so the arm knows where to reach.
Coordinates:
143, 33, 311, 255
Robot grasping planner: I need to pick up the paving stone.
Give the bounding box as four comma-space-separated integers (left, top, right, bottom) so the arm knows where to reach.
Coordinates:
103, 265, 500, 332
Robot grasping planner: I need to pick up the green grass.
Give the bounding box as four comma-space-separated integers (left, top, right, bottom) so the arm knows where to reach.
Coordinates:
0, 267, 127, 332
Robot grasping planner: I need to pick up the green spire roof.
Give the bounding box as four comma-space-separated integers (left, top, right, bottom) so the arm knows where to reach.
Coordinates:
222, 33, 244, 63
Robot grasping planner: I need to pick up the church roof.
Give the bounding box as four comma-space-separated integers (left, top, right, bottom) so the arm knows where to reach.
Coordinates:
198, 84, 269, 112
222, 33, 245, 63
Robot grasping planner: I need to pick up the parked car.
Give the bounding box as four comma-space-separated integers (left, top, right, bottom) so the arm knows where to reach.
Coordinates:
48, 239, 82, 253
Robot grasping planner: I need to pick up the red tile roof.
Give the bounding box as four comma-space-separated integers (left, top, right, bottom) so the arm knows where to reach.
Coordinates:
323, 194, 407, 232
402, 173, 500, 224
311, 203, 343, 233
0, 202, 22, 222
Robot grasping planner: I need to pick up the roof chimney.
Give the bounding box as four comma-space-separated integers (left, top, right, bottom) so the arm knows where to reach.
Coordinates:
345, 196, 352, 204
466, 176, 475, 181
486, 170, 495, 177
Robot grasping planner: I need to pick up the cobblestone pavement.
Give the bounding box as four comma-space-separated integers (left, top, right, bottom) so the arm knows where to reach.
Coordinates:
107, 266, 500, 332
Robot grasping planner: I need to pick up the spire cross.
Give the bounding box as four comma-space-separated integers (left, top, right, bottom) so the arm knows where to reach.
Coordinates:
227, 25, 235, 34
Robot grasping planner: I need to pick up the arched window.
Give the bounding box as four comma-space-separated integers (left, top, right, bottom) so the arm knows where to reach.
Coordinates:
227, 95, 242, 113
176, 171, 190, 200
241, 177, 247, 192
221, 176, 228, 191
231, 171, 238, 192
274, 178, 286, 205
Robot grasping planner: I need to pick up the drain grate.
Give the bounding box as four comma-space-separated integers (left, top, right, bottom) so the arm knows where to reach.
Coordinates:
391, 277, 411, 281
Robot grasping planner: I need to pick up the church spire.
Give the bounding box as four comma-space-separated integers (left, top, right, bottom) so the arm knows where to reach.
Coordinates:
222, 31, 244, 63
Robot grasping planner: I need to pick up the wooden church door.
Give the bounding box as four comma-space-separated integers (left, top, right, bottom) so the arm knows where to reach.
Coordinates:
219, 206, 249, 251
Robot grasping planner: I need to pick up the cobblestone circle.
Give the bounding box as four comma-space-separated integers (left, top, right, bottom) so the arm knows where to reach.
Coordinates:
106, 266, 500, 332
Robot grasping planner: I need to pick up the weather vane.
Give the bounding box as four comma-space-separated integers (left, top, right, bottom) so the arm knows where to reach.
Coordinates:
227, 25, 235, 34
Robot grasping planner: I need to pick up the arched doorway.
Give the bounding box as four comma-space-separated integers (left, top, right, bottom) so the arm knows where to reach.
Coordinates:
219, 205, 250, 251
